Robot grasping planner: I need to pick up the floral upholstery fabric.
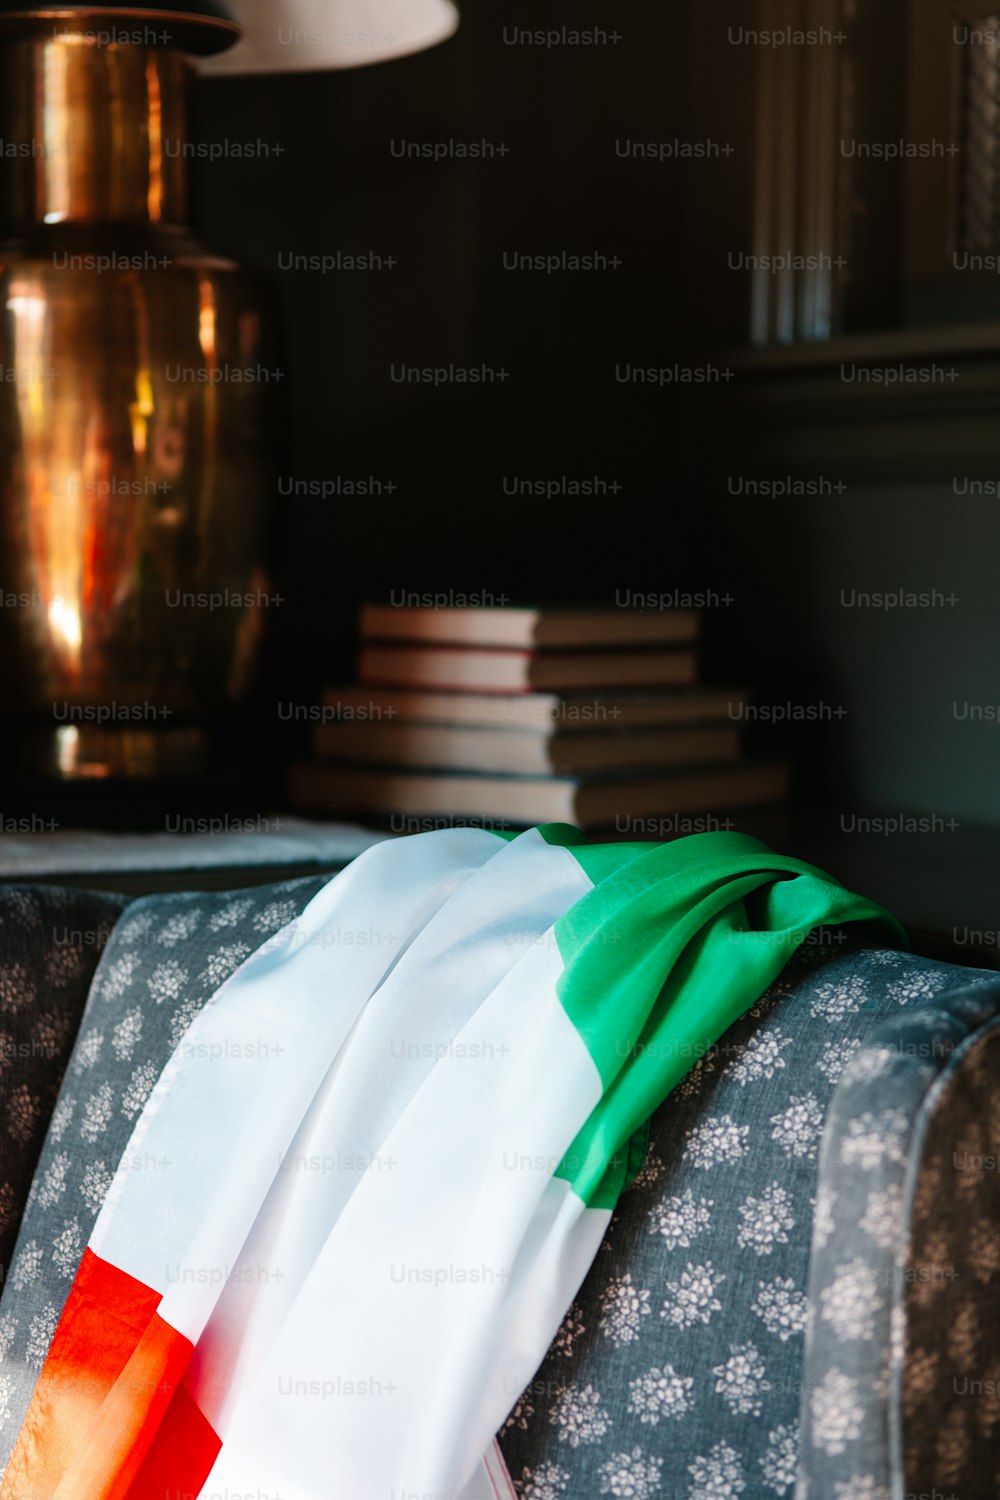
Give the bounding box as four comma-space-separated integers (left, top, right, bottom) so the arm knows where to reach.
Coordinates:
902, 1010, 1000, 1493
796, 976, 1000, 1499
497, 941, 993, 1500
0, 877, 327, 1468
0, 883, 997, 1498
0, 886, 126, 1285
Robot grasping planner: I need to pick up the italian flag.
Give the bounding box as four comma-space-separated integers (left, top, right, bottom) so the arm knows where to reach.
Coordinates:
0, 827, 901, 1500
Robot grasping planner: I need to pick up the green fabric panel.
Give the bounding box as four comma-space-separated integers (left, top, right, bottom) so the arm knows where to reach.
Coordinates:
537, 828, 906, 1209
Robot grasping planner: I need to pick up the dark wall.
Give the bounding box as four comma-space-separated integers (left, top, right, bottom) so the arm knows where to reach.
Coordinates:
193, 2, 1000, 936
194, 0, 708, 715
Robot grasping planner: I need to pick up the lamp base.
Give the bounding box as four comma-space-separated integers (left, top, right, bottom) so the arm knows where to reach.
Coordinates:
0, 26, 277, 783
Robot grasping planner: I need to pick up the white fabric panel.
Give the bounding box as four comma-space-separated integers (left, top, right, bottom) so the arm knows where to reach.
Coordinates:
90, 828, 502, 1323
183, 829, 593, 1431
85, 825, 611, 1500
205, 941, 606, 1499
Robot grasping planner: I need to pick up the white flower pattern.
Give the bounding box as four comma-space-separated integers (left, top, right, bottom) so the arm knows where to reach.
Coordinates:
111, 1008, 143, 1062
687, 1440, 745, 1499
168, 992, 204, 1048
760, 1423, 798, 1493
2, 892, 994, 1497
117, 910, 154, 946
727, 1030, 793, 1085
839, 1110, 909, 1171
598, 1273, 651, 1346
121, 1062, 159, 1120
598, 1446, 663, 1499
71, 1030, 104, 1072
98, 952, 141, 1002
551, 1304, 586, 1359
885, 971, 945, 1006
201, 943, 251, 989
147, 960, 188, 1007
820, 1259, 884, 1342
252, 900, 298, 934
80, 1160, 114, 1213
498, 953, 1000, 1497
736, 1183, 795, 1255
648, 1188, 713, 1250
858, 1185, 903, 1250
813, 1183, 837, 1249
684, 1115, 750, 1170
770, 1092, 824, 1160
815, 1038, 861, 1085
209, 896, 255, 931
712, 1342, 770, 1416
627, 1364, 694, 1424
51, 1217, 82, 1277
661, 1261, 726, 1328
10, 1240, 43, 1291
832, 1480, 889, 1500
841, 1046, 897, 1085
37, 1152, 71, 1209
547, 1383, 611, 1447
809, 975, 869, 1022
47, 1096, 74, 1142
752, 1277, 807, 1341
25, 1304, 58, 1368
156, 909, 203, 948
515, 1462, 569, 1500
810, 1369, 863, 1455
79, 1082, 114, 1141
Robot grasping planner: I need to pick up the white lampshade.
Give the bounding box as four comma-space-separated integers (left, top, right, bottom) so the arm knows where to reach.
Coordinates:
198, 0, 459, 74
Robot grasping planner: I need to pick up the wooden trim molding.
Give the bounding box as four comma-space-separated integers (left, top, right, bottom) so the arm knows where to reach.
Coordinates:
726, 322, 1000, 479
750, 0, 845, 345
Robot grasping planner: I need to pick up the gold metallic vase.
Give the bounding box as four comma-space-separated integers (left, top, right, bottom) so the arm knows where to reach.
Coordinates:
0, 5, 275, 779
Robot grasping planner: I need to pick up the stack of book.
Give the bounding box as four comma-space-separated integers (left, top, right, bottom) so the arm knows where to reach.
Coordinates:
289, 604, 789, 836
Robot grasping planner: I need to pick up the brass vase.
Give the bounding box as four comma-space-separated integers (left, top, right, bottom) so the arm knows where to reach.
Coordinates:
0, 3, 276, 780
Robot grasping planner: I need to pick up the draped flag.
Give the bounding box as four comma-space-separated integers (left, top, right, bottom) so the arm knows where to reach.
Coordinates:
1, 826, 904, 1500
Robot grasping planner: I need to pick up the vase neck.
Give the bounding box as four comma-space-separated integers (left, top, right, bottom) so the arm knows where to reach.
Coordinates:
1, 28, 195, 230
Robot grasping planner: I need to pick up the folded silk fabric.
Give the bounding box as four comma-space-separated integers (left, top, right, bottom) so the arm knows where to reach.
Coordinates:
0, 826, 904, 1500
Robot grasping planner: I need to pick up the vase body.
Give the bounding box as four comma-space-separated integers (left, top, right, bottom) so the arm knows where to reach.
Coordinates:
0, 16, 275, 779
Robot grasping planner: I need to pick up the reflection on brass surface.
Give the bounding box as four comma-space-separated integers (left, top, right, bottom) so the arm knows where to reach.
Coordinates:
26, 723, 207, 779
0, 13, 274, 778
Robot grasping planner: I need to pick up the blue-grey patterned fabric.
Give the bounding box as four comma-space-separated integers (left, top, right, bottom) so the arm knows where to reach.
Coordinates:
497, 940, 993, 1500
0, 883, 998, 1499
0, 876, 327, 1468
796, 976, 1000, 1500
0, 886, 127, 1282
901, 1011, 1000, 1495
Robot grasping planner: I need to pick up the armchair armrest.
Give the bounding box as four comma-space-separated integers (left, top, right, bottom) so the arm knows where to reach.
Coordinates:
799, 976, 1000, 1497
0, 885, 127, 1275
